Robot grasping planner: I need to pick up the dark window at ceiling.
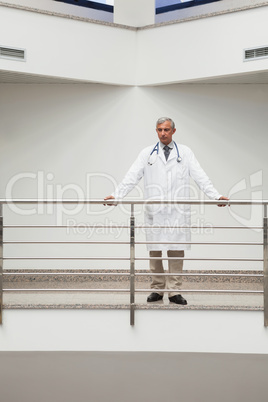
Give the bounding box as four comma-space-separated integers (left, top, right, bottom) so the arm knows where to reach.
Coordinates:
54, 0, 113, 13
156, 0, 222, 15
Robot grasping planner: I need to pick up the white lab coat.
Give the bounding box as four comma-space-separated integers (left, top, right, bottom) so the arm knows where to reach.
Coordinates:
112, 142, 221, 251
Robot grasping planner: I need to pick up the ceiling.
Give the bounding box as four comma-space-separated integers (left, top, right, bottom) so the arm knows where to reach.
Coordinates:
1, 68, 268, 85
184, 70, 268, 84
0, 69, 92, 84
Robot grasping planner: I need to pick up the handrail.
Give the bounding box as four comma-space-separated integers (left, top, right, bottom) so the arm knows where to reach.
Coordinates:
0, 198, 268, 204
3, 272, 263, 277
0, 198, 267, 326
2, 241, 263, 245
3, 289, 263, 294
3, 225, 264, 229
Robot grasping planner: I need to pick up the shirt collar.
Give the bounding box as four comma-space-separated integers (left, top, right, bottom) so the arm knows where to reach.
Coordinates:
159, 140, 174, 150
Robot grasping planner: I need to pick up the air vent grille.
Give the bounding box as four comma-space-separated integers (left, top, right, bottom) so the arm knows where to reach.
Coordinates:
0, 46, 25, 61
244, 46, 268, 61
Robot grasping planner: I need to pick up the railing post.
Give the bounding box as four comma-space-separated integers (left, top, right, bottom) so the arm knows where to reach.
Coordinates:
0, 203, 3, 324
130, 203, 135, 326
264, 203, 268, 327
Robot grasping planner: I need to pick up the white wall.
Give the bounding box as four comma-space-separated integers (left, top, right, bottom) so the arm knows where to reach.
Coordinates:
0, 6, 135, 85
0, 83, 267, 270
1, 309, 268, 354
137, 6, 268, 85
2, 5, 268, 85
114, 0, 154, 27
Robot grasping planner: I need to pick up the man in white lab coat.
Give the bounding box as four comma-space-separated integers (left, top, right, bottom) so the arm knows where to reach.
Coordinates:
104, 117, 228, 305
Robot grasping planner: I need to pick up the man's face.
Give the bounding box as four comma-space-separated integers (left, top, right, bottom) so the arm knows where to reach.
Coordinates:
156, 121, 176, 145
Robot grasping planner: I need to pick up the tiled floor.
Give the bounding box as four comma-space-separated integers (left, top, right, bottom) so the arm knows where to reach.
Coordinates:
3, 291, 263, 310
2, 269, 263, 311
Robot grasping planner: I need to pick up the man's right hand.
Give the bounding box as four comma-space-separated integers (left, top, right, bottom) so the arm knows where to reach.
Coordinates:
103, 195, 116, 206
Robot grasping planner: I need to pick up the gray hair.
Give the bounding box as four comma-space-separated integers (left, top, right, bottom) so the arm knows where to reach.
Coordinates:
156, 117, 175, 130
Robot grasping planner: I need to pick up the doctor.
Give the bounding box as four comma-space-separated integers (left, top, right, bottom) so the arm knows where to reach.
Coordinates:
104, 117, 228, 305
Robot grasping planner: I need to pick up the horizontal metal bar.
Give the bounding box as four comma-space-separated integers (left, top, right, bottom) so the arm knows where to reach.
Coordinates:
209, 226, 264, 230
3, 225, 70, 229
3, 241, 263, 245
136, 289, 264, 294
2, 288, 263, 294
3, 257, 264, 261
136, 226, 264, 230
3, 225, 130, 229
1, 199, 268, 205
136, 257, 263, 261
2, 272, 263, 278
3, 272, 130, 276
4, 241, 130, 244
3, 288, 130, 293
3, 257, 130, 260
135, 273, 264, 277
135, 241, 263, 245
3, 225, 263, 230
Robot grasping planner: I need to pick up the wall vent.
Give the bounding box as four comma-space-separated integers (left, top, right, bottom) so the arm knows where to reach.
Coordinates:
0, 46, 26, 61
244, 46, 268, 61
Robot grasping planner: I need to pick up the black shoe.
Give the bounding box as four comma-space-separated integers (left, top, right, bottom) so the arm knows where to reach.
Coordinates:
169, 294, 187, 305
147, 292, 163, 302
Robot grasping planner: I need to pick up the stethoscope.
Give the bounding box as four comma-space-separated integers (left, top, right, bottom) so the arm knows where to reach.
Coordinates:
147, 141, 182, 165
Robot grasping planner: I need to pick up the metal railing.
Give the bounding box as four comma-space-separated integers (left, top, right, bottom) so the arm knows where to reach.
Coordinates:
0, 199, 267, 326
